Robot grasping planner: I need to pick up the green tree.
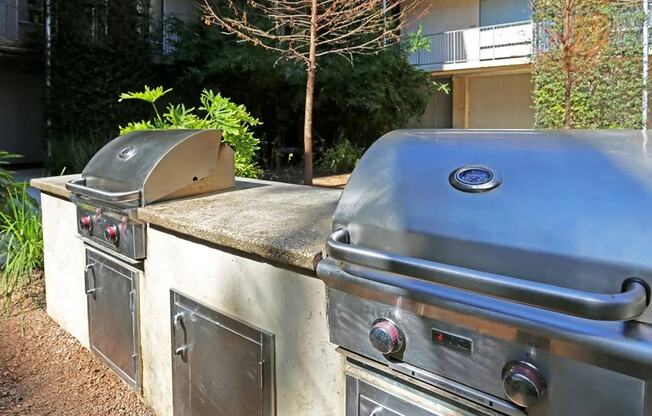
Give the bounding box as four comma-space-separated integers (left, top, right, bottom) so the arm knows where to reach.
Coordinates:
532, 0, 644, 129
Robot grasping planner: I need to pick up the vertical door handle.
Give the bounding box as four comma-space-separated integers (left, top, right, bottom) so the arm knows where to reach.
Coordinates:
173, 312, 189, 361
84, 264, 97, 297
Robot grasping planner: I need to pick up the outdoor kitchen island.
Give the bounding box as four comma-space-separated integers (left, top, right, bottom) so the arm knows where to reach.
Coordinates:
30, 174, 345, 416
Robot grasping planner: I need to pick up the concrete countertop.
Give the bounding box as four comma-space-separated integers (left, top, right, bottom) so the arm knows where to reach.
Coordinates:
31, 175, 341, 272
30, 174, 80, 200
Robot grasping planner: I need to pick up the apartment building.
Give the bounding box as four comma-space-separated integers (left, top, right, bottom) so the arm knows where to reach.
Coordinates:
0, 0, 44, 163
404, 0, 535, 129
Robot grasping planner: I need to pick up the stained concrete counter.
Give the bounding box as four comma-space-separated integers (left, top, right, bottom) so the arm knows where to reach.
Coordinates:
30, 174, 80, 200
31, 175, 341, 272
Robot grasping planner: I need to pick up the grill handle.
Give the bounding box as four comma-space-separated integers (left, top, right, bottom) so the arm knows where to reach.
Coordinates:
325, 229, 649, 321
66, 178, 141, 204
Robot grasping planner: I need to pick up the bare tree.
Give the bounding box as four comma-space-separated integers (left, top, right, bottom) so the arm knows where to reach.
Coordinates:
203, 0, 421, 184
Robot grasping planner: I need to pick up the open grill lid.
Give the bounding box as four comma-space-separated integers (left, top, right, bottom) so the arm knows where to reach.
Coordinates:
326, 129, 652, 323
67, 129, 228, 207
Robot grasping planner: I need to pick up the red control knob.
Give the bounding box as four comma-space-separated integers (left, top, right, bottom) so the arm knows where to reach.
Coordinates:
369, 319, 404, 355
104, 225, 119, 244
79, 215, 93, 232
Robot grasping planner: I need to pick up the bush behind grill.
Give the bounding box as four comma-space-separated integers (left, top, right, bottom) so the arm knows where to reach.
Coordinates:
119, 86, 263, 178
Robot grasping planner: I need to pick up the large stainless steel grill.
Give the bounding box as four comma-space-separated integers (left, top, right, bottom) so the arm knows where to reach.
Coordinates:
65, 129, 234, 391
318, 130, 652, 415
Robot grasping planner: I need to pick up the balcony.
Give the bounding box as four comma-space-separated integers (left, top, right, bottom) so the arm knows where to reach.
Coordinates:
408, 20, 533, 72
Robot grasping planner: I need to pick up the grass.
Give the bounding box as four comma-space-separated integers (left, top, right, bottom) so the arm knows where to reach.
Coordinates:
0, 183, 44, 315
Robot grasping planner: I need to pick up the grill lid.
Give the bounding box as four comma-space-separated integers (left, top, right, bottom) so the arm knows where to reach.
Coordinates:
329, 129, 652, 322
67, 129, 232, 206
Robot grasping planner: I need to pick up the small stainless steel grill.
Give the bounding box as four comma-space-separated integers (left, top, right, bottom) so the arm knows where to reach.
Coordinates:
65, 129, 234, 391
66, 129, 234, 259
318, 130, 652, 415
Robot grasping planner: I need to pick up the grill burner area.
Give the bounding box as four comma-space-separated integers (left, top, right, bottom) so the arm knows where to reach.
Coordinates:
318, 129, 652, 416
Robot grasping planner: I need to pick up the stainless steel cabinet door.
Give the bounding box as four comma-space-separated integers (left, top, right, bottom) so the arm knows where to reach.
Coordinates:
85, 248, 140, 389
171, 291, 275, 416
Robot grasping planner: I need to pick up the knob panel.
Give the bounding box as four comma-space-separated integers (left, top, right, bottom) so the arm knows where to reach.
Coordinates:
501, 361, 547, 408
369, 318, 404, 355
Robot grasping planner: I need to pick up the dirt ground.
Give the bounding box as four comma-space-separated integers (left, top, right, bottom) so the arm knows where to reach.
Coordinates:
0, 298, 155, 416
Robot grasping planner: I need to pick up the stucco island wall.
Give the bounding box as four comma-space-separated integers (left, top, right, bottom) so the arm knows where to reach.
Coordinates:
32, 176, 346, 416
142, 227, 344, 416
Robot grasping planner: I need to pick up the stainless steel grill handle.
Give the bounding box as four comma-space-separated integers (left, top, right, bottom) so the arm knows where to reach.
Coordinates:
326, 229, 649, 321
66, 178, 141, 203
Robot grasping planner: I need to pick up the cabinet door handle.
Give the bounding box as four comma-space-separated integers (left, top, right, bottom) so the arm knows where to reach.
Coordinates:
172, 312, 189, 361
84, 264, 97, 297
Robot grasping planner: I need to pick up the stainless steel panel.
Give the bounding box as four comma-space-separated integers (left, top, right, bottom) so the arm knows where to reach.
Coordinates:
76, 203, 146, 259
334, 129, 652, 323
81, 129, 222, 206
85, 247, 141, 390
171, 291, 275, 416
322, 279, 648, 415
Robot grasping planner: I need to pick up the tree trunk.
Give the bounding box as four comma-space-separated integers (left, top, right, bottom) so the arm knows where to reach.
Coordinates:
303, 0, 318, 185
562, 0, 574, 129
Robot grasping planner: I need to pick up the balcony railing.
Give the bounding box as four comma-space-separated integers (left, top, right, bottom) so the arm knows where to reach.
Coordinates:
408, 20, 533, 68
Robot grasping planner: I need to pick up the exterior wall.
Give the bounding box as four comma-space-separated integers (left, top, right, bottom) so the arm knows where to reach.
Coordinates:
405, 78, 453, 128
141, 227, 345, 416
479, 0, 531, 26
404, 0, 479, 34
468, 72, 534, 128
0, 65, 44, 163
150, 0, 201, 23
41, 193, 89, 348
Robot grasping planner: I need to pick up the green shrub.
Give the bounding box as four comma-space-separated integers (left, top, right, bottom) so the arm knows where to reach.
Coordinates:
0, 183, 43, 312
319, 139, 363, 174
0, 151, 20, 210
167, 20, 433, 165
47, 133, 112, 175
120, 86, 263, 178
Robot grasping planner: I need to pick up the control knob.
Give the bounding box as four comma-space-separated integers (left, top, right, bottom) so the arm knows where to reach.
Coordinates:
79, 215, 93, 233
104, 225, 119, 244
369, 319, 404, 355
501, 361, 547, 407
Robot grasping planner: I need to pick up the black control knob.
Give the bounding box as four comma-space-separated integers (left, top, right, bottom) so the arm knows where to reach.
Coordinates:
369, 319, 404, 355
501, 361, 547, 407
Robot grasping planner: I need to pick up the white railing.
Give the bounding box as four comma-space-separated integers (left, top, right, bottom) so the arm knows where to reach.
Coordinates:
408, 20, 533, 67
0, 0, 18, 41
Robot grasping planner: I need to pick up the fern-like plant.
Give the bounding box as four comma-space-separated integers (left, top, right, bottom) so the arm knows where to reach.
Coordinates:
119, 86, 263, 178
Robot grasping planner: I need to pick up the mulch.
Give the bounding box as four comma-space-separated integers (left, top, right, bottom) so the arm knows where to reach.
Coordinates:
0, 297, 155, 416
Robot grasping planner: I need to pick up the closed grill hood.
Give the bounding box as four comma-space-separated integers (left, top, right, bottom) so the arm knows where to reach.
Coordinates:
66, 129, 234, 207
328, 129, 652, 323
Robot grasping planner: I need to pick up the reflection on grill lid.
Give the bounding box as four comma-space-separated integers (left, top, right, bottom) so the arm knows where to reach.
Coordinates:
333, 129, 652, 322
67, 129, 234, 207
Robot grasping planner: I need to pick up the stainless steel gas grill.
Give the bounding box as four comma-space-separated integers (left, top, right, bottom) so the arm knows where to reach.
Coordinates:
317, 130, 652, 416
66, 129, 235, 389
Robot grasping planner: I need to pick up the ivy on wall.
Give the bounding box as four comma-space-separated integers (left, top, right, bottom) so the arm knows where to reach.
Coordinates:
47, 0, 160, 172
532, 0, 645, 129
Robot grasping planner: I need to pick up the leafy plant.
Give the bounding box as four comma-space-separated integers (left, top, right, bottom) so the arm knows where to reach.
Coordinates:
0, 183, 43, 313
47, 133, 112, 174
405, 25, 431, 54
120, 86, 263, 178
0, 152, 20, 210
532, 0, 644, 128
319, 138, 364, 174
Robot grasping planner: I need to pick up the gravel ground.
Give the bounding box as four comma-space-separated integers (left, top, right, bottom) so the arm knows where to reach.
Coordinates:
0, 303, 155, 416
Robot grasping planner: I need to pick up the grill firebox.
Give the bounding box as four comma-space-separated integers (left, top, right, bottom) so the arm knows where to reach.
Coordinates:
318, 129, 652, 415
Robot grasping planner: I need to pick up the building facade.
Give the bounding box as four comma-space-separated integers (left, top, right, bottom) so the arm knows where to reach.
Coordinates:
404, 0, 536, 129
0, 0, 44, 163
